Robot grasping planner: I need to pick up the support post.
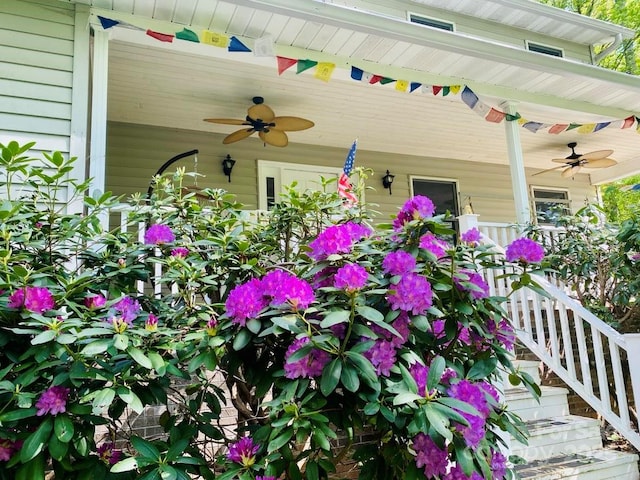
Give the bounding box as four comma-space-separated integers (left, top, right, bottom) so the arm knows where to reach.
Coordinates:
502, 101, 531, 227
624, 334, 640, 416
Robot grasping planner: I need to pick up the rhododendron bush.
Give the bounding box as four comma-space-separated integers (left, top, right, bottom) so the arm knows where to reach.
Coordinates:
0, 142, 541, 480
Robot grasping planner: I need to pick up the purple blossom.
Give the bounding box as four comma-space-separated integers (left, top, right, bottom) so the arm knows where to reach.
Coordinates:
364, 340, 396, 376
205, 317, 218, 336
8, 286, 55, 313
461, 227, 482, 245
370, 311, 410, 347
393, 195, 436, 230
505, 237, 544, 264
419, 233, 449, 259
312, 266, 338, 288
432, 319, 471, 346
84, 293, 106, 310
144, 224, 175, 245
447, 379, 493, 449
445, 464, 483, 480
225, 278, 266, 326
387, 273, 433, 315
97, 442, 122, 465
171, 247, 189, 258
284, 337, 331, 379
145, 314, 158, 331
491, 449, 507, 480
410, 363, 430, 397
334, 264, 368, 291
36, 385, 70, 416
308, 222, 369, 260
112, 296, 142, 324
382, 251, 416, 276
263, 270, 315, 310
487, 318, 515, 351
227, 437, 260, 467
454, 270, 490, 300
412, 433, 448, 478
0, 439, 20, 462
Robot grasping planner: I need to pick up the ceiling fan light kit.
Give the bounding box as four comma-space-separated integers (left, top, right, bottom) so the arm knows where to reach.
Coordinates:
204, 96, 314, 147
532, 142, 616, 178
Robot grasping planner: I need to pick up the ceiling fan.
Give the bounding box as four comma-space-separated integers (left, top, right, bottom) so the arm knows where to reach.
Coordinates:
203, 96, 314, 147
533, 142, 617, 178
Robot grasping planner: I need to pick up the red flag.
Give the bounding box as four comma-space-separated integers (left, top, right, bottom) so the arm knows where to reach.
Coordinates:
338, 141, 358, 207
146, 29, 174, 42
548, 124, 568, 134
485, 108, 506, 123
622, 116, 635, 129
276, 56, 297, 75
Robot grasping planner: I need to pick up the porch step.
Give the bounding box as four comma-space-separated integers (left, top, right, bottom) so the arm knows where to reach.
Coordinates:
505, 385, 569, 422
511, 415, 603, 461
514, 449, 639, 480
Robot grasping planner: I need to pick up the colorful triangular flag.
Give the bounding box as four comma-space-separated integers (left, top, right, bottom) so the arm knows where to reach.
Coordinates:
98, 16, 119, 29
229, 36, 251, 52
146, 30, 174, 42
296, 59, 317, 74
175, 28, 199, 42
276, 56, 297, 75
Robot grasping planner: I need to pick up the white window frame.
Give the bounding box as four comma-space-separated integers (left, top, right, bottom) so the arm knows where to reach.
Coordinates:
530, 185, 571, 224
409, 175, 460, 218
407, 12, 456, 32
257, 160, 344, 210
525, 40, 565, 58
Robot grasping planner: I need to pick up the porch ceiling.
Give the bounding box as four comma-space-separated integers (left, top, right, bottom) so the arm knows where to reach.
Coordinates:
83, 0, 640, 183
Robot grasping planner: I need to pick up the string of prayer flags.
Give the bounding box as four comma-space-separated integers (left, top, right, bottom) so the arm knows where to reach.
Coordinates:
277, 57, 298, 75
315, 62, 336, 82
297, 59, 318, 74
229, 36, 252, 52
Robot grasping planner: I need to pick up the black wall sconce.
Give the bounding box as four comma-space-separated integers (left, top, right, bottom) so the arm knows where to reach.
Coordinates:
222, 154, 236, 182
382, 170, 395, 195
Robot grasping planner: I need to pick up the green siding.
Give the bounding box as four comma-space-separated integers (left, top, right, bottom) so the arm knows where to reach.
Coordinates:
107, 122, 596, 224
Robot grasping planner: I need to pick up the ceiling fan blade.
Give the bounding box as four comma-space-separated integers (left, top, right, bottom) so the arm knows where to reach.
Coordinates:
580, 149, 614, 160
552, 158, 574, 164
259, 129, 288, 147
223, 129, 254, 144
204, 118, 248, 125
532, 165, 567, 176
272, 116, 315, 131
248, 103, 275, 122
583, 158, 617, 168
561, 165, 581, 178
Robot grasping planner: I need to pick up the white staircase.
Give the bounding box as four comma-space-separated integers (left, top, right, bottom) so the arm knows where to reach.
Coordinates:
506, 360, 639, 480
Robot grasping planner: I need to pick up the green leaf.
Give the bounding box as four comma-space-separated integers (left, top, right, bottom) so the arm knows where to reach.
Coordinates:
424, 404, 452, 441
345, 351, 378, 387
148, 352, 166, 375
20, 417, 53, 462
340, 364, 360, 392
268, 429, 293, 452
48, 434, 69, 460
110, 456, 138, 473
131, 436, 161, 461
127, 346, 153, 369
232, 329, 252, 351
320, 310, 350, 328
16, 452, 45, 480
306, 460, 319, 480
166, 438, 189, 462
54, 414, 74, 443
320, 358, 342, 396
118, 389, 144, 414
246, 318, 261, 334
92, 388, 116, 414
31, 329, 57, 345
0, 407, 36, 422
392, 392, 423, 406
467, 357, 498, 380
356, 305, 384, 322
114, 334, 129, 350
81, 338, 113, 356
427, 356, 445, 391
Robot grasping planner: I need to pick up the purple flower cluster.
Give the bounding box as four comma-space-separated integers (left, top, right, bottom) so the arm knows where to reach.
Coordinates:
144, 224, 175, 245
487, 318, 515, 351
8, 286, 55, 313
419, 233, 449, 259
334, 264, 368, 291
454, 270, 490, 300
308, 222, 371, 260
205, 317, 218, 336
364, 312, 411, 376
97, 442, 122, 465
382, 250, 416, 276
171, 246, 189, 258
447, 379, 499, 449
284, 337, 331, 379
491, 449, 507, 480
36, 385, 70, 416
226, 270, 315, 326
412, 433, 448, 478
0, 439, 21, 462
461, 227, 482, 245
145, 314, 158, 331
84, 293, 106, 310
393, 195, 436, 231
446, 464, 483, 480
227, 437, 260, 467
111, 296, 142, 324
410, 361, 457, 397
505, 237, 544, 264
387, 273, 433, 315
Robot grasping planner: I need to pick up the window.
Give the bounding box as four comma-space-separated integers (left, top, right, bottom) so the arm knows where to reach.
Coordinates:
532, 187, 570, 224
526, 41, 564, 58
411, 177, 459, 218
408, 13, 454, 32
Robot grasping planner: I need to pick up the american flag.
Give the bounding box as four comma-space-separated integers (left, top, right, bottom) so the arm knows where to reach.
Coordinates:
338, 140, 358, 206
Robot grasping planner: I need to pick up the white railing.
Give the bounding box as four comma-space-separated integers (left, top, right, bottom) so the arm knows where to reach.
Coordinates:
467, 216, 640, 451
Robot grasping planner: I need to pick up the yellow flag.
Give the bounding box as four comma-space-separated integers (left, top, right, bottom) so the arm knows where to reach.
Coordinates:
450, 85, 462, 94
201, 30, 229, 48
577, 123, 596, 134
395, 80, 409, 92
314, 62, 335, 82
517, 117, 528, 126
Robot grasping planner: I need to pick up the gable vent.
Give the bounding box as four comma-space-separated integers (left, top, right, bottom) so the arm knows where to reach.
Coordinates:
527, 41, 564, 57
409, 13, 454, 32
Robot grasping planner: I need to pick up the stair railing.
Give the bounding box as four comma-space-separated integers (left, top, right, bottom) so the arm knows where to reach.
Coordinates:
470, 218, 640, 451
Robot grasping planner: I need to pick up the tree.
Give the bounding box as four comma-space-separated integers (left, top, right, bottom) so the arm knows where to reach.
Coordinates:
601, 174, 640, 222
537, 0, 640, 74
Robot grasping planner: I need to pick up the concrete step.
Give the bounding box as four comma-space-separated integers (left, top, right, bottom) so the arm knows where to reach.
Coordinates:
514, 449, 639, 480
505, 385, 569, 422
512, 415, 603, 462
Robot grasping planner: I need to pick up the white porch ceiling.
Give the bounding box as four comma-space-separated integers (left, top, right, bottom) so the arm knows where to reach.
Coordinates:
81, 0, 640, 183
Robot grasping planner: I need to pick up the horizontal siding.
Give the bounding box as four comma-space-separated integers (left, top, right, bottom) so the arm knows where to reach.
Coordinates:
0, 0, 75, 155
107, 122, 596, 224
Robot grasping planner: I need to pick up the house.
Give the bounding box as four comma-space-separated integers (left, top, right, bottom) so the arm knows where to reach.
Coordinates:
2, 0, 640, 226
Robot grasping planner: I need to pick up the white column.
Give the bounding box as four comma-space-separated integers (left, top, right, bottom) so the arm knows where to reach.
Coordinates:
89, 28, 110, 227
502, 101, 530, 226
68, 4, 90, 214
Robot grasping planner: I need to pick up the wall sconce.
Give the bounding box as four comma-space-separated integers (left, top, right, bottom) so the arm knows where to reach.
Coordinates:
222, 154, 236, 182
382, 170, 395, 195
